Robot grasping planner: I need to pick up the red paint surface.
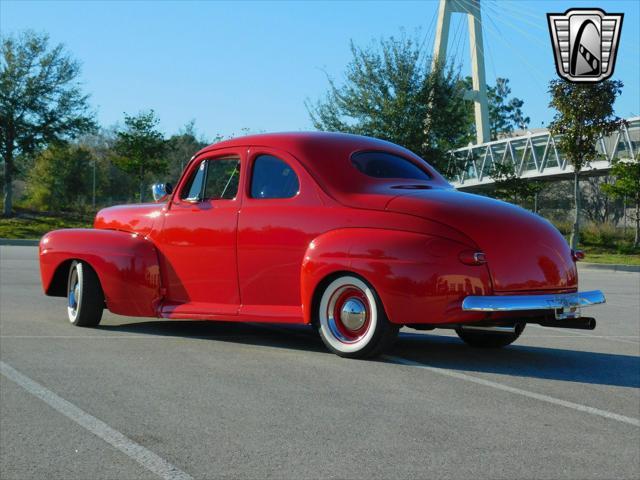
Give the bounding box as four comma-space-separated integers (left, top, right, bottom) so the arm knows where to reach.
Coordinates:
40, 229, 161, 317
39, 132, 579, 326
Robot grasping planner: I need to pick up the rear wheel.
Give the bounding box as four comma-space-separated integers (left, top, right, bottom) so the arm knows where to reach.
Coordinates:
67, 260, 104, 327
455, 324, 525, 348
315, 275, 398, 358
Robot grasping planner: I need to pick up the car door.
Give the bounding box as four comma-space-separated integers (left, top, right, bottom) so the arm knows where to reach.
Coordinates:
156, 149, 243, 317
236, 147, 326, 321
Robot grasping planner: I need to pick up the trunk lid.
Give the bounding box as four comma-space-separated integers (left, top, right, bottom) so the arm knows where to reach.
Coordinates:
386, 189, 577, 292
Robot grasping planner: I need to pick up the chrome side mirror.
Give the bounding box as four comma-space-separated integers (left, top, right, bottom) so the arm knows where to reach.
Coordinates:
151, 182, 173, 202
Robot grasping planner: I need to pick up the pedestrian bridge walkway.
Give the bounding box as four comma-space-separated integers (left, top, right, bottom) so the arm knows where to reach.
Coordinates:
446, 117, 639, 190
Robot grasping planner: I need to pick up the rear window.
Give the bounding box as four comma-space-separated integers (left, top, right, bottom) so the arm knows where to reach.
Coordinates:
351, 151, 431, 180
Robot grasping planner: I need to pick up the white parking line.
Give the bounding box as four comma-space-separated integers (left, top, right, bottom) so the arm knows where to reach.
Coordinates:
0, 361, 193, 480
528, 324, 640, 345
383, 355, 640, 428
400, 330, 640, 342
523, 335, 640, 339
0, 335, 150, 339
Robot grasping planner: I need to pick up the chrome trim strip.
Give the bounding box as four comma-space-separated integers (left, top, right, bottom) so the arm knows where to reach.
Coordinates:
462, 290, 605, 312
460, 325, 517, 333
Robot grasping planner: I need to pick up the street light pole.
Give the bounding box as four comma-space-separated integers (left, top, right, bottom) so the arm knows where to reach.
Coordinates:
92, 159, 96, 209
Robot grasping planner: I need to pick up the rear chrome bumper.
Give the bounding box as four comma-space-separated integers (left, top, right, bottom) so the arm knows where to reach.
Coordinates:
462, 290, 606, 312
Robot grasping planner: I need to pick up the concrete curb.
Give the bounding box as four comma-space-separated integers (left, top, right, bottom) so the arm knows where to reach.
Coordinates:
0, 239, 40, 246
578, 262, 640, 273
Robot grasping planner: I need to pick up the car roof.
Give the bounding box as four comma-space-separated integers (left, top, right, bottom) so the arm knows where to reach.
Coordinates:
199, 131, 399, 153
195, 131, 451, 201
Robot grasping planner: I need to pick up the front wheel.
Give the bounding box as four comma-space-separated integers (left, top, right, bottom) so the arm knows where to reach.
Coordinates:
67, 260, 104, 327
315, 275, 398, 358
455, 324, 525, 348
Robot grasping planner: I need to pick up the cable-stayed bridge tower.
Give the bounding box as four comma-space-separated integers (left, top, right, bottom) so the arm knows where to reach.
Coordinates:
432, 0, 490, 144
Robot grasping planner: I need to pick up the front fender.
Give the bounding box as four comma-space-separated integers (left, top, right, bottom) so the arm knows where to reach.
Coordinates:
39, 229, 161, 317
301, 228, 493, 325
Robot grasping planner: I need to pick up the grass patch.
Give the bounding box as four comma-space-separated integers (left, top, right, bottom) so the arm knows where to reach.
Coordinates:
0, 209, 93, 239
581, 252, 640, 265
553, 220, 640, 265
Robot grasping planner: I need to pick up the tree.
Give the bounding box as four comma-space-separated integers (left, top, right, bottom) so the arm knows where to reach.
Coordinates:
487, 78, 530, 140
75, 128, 122, 206
602, 154, 640, 247
0, 31, 95, 216
111, 111, 168, 202
307, 36, 473, 172
422, 60, 475, 170
25, 144, 95, 212
307, 35, 531, 174
582, 176, 624, 225
166, 120, 210, 183
490, 161, 544, 210
548, 79, 623, 249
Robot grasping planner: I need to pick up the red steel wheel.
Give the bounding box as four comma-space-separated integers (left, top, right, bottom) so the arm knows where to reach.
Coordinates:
317, 275, 398, 358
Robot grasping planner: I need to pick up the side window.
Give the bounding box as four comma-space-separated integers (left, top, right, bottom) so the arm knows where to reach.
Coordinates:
180, 161, 206, 200
250, 155, 299, 199
204, 158, 240, 200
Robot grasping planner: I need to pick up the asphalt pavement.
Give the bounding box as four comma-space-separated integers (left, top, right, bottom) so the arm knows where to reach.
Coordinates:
1, 246, 639, 480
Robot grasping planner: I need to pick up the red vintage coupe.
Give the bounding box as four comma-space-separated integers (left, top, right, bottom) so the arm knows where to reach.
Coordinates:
39, 132, 605, 358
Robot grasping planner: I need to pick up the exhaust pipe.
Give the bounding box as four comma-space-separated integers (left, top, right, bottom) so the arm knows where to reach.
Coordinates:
535, 317, 597, 330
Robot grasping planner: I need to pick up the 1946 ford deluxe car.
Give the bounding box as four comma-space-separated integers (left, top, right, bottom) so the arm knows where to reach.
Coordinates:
39, 132, 605, 358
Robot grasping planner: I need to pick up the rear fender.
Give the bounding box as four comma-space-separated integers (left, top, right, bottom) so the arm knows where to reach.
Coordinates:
301, 228, 493, 325
39, 229, 161, 317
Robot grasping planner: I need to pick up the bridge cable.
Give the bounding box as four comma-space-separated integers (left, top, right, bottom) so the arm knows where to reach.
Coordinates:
487, 0, 547, 30
474, 1, 548, 96
419, 3, 439, 61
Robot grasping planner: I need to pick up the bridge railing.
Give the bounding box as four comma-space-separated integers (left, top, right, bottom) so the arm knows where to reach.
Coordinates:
446, 117, 639, 189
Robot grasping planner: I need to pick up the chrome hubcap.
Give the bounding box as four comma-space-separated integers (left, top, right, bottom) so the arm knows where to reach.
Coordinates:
326, 285, 372, 344
320, 277, 378, 351
68, 266, 80, 320
70, 284, 79, 310
340, 298, 367, 331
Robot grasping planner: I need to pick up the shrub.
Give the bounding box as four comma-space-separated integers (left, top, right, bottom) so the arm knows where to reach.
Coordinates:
24, 144, 95, 212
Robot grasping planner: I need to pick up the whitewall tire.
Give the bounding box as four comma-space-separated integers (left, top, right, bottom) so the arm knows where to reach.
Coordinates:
67, 260, 104, 327
316, 275, 398, 358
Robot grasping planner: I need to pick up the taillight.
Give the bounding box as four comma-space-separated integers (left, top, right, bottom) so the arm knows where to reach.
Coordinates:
459, 250, 487, 266
571, 249, 585, 262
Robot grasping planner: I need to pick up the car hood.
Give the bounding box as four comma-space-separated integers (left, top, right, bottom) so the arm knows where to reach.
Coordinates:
386, 189, 578, 292
94, 203, 164, 237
